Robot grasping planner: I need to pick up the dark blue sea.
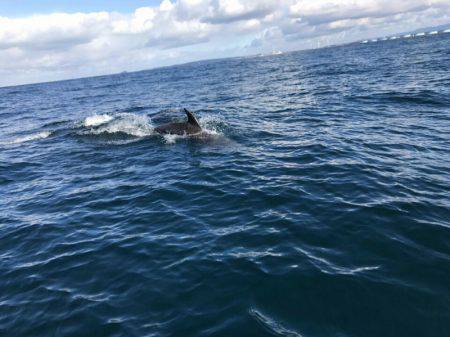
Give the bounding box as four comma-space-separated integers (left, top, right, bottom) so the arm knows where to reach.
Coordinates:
1, 32, 450, 337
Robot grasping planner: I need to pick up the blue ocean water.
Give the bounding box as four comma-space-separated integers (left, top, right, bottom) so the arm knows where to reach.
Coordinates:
1, 33, 450, 337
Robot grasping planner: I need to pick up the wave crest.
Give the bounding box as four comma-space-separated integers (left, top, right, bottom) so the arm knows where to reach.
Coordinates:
84, 113, 154, 137
84, 114, 113, 127
2, 131, 51, 145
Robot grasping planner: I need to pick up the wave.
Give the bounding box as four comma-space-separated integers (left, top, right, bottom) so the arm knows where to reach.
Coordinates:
124, 105, 150, 113
295, 246, 380, 276
249, 308, 303, 337
350, 90, 448, 106
84, 114, 113, 127
1, 131, 51, 145
82, 113, 154, 137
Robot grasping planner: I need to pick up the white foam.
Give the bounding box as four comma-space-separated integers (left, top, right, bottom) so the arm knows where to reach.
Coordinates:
3, 131, 51, 145
84, 114, 113, 127
198, 114, 223, 135
429, 31, 438, 35
89, 113, 154, 137
163, 134, 180, 144
416, 32, 425, 36
444, 29, 450, 33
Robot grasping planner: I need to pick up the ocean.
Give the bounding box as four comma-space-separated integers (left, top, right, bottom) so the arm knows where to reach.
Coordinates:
1, 33, 449, 337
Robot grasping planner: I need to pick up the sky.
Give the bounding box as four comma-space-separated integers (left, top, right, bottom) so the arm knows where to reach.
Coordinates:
1, 0, 450, 87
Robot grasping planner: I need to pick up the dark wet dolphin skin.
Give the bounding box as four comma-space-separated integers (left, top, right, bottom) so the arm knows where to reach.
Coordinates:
154, 108, 202, 135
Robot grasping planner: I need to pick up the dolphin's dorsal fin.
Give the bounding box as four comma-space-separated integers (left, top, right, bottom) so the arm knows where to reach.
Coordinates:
184, 108, 200, 127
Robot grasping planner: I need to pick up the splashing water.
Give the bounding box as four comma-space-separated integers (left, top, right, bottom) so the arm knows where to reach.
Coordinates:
84, 113, 154, 137
84, 114, 113, 127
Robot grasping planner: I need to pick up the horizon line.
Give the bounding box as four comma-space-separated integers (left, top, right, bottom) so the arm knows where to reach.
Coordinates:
1, 25, 449, 89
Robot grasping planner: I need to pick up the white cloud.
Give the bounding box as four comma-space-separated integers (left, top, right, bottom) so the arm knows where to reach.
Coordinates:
0, 0, 449, 86
0, 12, 111, 50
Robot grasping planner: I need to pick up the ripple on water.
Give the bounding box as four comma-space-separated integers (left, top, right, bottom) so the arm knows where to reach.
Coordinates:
1, 33, 450, 337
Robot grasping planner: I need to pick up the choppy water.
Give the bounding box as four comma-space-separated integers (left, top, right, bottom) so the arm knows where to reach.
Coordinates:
1, 33, 450, 337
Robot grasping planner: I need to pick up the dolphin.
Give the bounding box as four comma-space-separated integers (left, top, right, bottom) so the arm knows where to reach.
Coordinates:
154, 108, 202, 135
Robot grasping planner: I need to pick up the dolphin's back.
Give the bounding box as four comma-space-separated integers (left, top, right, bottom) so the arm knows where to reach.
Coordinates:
154, 109, 202, 135
155, 122, 198, 135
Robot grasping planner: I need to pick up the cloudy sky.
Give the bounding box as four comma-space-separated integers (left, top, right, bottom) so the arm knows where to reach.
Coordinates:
1, 0, 450, 87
